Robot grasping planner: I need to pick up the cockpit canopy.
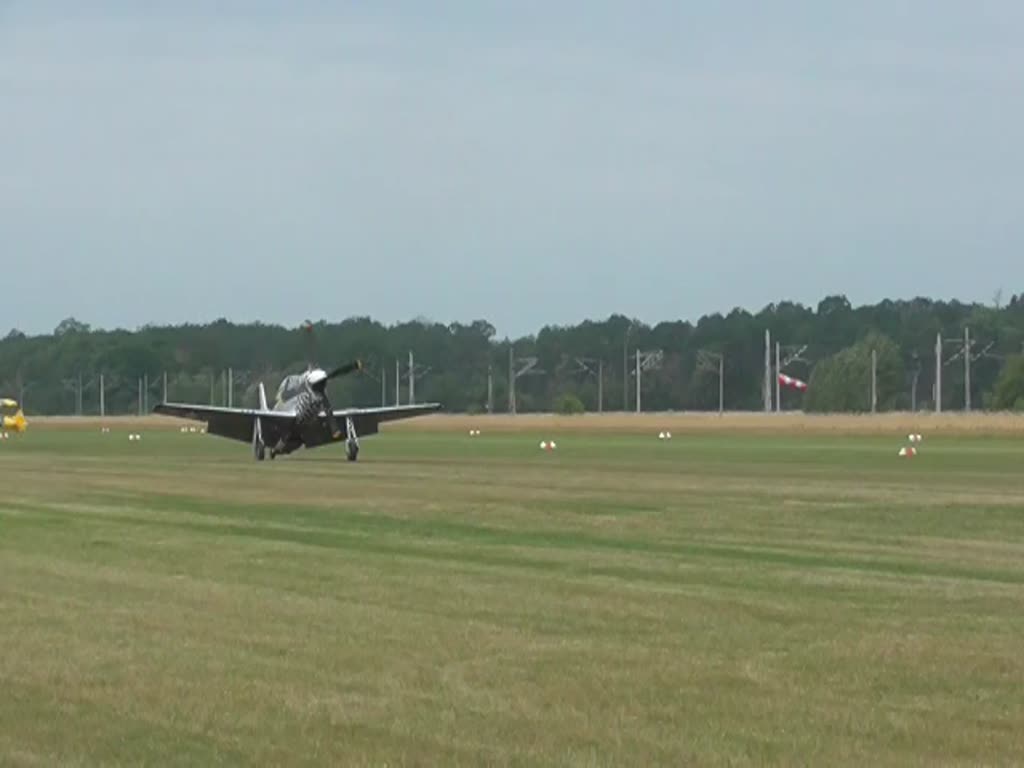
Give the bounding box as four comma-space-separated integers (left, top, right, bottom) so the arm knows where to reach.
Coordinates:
274, 368, 330, 405
275, 373, 308, 404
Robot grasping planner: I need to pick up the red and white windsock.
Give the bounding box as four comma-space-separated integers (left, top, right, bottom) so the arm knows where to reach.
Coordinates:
778, 372, 808, 392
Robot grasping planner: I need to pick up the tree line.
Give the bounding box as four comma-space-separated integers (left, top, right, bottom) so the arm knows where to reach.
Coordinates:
3, 293, 1024, 416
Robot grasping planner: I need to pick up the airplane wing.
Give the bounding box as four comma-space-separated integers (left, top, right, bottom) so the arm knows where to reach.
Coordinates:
154, 401, 441, 450
301, 402, 442, 447
333, 403, 442, 424
153, 403, 294, 443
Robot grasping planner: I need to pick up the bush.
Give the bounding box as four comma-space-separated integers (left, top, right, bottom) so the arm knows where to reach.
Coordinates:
990, 355, 1024, 410
555, 393, 585, 415
804, 331, 904, 413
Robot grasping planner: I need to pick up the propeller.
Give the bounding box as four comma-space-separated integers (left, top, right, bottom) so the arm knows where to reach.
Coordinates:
300, 323, 364, 439
326, 359, 362, 380
313, 359, 362, 439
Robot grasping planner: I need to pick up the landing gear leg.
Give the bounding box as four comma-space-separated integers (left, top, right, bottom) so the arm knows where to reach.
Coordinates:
253, 417, 266, 461
268, 428, 293, 461
345, 416, 359, 462
269, 436, 289, 460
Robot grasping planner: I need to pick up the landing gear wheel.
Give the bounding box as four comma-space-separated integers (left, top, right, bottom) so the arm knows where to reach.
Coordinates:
346, 442, 359, 462
255, 442, 266, 461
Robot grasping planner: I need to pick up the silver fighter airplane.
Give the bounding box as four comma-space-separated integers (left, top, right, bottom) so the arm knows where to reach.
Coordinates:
153, 360, 440, 461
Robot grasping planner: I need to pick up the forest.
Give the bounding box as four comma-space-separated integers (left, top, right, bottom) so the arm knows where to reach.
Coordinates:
3, 293, 1024, 416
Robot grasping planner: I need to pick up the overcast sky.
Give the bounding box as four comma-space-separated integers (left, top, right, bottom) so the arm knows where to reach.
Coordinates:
2, 1, 1022, 338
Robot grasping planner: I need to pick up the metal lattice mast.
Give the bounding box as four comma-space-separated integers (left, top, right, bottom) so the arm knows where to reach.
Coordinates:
774, 343, 809, 412
871, 349, 877, 412
697, 350, 724, 414
633, 350, 663, 413
964, 326, 971, 411
571, 357, 604, 412
509, 348, 542, 414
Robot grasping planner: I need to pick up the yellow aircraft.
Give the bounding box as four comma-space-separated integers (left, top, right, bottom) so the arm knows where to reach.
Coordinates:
1, 398, 27, 433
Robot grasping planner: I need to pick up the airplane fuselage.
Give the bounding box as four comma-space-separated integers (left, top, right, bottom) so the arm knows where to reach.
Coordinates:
261, 368, 343, 458
273, 370, 330, 424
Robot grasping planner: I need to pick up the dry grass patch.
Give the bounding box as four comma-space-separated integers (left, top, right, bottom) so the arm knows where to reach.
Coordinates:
395, 411, 1024, 437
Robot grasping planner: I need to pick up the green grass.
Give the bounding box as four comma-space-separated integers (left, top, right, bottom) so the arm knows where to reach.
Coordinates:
2, 427, 1024, 765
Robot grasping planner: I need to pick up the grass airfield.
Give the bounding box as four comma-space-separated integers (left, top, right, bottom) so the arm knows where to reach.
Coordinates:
2, 414, 1024, 765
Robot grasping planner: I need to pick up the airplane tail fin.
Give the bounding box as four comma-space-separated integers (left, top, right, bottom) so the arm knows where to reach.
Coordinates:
258, 382, 269, 411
